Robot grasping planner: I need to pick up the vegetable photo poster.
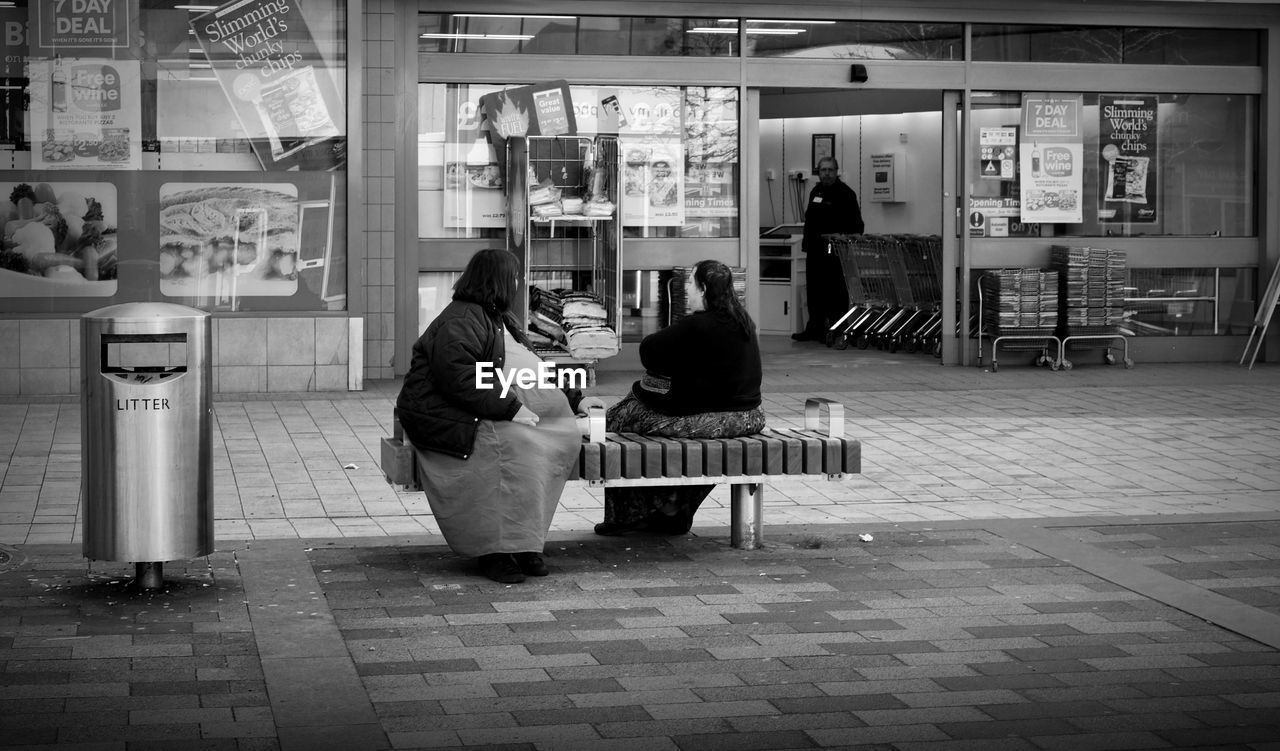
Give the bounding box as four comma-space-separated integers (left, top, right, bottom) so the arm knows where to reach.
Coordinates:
0, 180, 118, 297
1098, 95, 1158, 224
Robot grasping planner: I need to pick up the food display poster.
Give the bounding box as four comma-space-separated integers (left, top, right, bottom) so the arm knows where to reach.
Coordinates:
443, 85, 505, 230
479, 80, 576, 151
29, 58, 141, 171
443, 140, 505, 229
0, 180, 118, 297
1019, 93, 1083, 224
622, 137, 684, 227
1098, 95, 1158, 223
191, 0, 344, 171
158, 182, 299, 301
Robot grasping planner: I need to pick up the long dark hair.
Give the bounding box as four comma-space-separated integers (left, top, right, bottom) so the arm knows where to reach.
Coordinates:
454, 248, 520, 314
694, 259, 755, 338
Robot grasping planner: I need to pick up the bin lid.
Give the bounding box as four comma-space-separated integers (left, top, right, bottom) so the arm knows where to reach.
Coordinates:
83, 303, 210, 321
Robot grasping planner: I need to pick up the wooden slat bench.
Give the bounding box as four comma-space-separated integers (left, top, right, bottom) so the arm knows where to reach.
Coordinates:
381, 398, 860, 549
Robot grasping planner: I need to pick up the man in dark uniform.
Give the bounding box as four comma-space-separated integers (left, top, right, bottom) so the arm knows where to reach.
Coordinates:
794, 156, 864, 342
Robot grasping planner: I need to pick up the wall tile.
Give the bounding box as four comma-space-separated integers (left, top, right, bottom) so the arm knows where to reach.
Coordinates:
267, 318, 316, 365
217, 319, 268, 365
267, 365, 315, 392
316, 318, 348, 365
0, 368, 18, 395
315, 364, 348, 391
217, 366, 266, 393
0, 320, 18, 366
20, 320, 71, 367
20, 367, 71, 395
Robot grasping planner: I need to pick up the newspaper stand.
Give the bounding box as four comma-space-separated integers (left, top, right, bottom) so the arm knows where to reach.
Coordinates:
1050, 245, 1133, 369
977, 269, 1061, 372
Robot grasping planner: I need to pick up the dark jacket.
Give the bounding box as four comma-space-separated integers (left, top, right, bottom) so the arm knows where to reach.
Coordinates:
634, 309, 762, 417
395, 299, 524, 459
802, 179, 864, 253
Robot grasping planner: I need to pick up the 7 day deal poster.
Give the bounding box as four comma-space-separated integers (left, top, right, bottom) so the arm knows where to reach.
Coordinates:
1098, 95, 1158, 224
1019, 93, 1083, 224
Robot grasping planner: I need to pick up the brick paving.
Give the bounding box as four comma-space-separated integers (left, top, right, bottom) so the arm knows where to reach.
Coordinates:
1, 350, 1279, 747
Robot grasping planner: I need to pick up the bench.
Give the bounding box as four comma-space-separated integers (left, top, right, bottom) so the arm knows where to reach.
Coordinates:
381, 398, 860, 550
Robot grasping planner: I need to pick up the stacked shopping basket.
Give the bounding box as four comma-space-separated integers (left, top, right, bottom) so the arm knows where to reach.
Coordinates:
977, 268, 1060, 371
1049, 246, 1133, 369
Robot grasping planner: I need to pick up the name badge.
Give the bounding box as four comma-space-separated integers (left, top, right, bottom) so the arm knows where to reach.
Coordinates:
812, 196, 823, 204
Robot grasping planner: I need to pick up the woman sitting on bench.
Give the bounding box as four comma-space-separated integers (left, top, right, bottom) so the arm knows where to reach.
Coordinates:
595, 259, 765, 536
396, 248, 585, 583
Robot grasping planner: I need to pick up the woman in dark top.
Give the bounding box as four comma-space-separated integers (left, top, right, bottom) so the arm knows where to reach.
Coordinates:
596, 259, 766, 536
396, 248, 584, 583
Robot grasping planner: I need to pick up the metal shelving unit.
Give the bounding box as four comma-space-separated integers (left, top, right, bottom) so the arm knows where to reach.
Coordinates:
507, 135, 623, 374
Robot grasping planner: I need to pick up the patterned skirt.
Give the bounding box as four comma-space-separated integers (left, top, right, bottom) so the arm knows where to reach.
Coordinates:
602, 391, 766, 530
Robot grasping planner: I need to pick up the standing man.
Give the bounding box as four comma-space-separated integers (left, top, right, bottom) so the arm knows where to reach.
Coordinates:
794, 156, 864, 342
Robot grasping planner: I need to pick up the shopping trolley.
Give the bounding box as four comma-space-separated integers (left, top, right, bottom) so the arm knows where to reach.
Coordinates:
827, 234, 898, 350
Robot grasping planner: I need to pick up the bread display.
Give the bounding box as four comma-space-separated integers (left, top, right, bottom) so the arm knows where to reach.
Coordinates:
158, 185, 298, 285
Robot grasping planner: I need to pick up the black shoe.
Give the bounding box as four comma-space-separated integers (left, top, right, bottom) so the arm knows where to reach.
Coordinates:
791, 332, 813, 341
514, 552, 549, 577
594, 521, 646, 537
478, 553, 525, 583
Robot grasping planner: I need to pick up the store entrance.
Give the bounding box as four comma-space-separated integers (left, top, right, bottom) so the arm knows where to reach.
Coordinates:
753, 87, 958, 362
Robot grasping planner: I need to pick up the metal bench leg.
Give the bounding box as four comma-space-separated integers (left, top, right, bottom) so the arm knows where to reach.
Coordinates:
730, 483, 763, 550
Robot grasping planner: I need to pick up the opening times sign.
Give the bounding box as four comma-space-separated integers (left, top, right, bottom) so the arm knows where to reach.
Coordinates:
1019, 93, 1083, 224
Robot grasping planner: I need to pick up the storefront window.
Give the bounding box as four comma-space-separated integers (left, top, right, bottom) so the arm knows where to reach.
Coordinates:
971, 25, 1260, 65
1124, 267, 1257, 337
1, 0, 348, 313
418, 83, 738, 241
968, 91, 1256, 238
743, 19, 962, 60
419, 13, 735, 57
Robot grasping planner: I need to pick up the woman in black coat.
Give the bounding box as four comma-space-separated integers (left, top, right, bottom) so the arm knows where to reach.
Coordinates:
396, 248, 584, 583
595, 259, 766, 536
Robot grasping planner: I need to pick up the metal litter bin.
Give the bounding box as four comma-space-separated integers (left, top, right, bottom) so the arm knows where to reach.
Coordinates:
81, 303, 213, 588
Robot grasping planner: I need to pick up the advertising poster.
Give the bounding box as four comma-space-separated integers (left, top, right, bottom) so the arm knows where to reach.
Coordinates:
479, 80, 576, 150
616, 87, 684, 227
1020, 93, 1083, 224
32, 0, 129, 55
443, 86, 505, 229
683, 162, 734, 218
622, 138, 684, 227
191, 0, 345, 171
0, 180, 118, 297
29, 58, 141, 171
158, 182, 299, 300
1098, 95, 1158, 223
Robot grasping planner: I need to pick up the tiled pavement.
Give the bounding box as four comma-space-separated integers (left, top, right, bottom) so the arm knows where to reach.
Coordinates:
2, 517, 1279, 750
1, 342, 1279, 748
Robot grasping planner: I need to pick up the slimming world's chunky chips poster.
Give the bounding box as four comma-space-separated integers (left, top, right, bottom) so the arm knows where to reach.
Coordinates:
191, 0, 345, 171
